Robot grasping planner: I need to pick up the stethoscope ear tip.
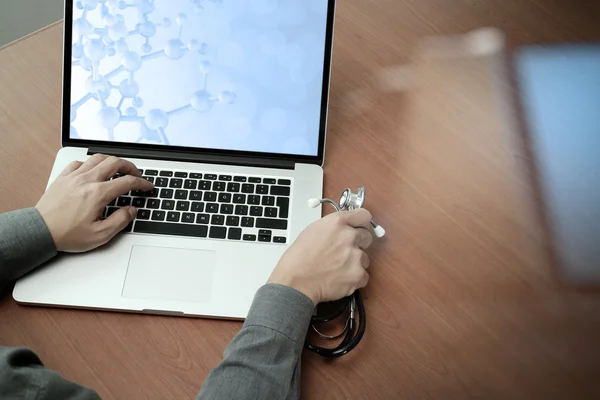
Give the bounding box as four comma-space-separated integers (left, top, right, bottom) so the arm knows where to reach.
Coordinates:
373, 225, 386, 238
307, 198, 321, 208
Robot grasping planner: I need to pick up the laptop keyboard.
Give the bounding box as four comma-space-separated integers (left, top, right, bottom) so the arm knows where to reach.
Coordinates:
104, 169, 292, 244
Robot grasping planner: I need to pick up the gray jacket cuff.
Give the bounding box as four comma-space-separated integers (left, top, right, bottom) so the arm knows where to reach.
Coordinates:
244, 284, 315, 344
0, 208, 57, 288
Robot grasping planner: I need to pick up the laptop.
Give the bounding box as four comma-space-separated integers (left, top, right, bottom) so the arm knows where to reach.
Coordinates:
13, 0, 336, 319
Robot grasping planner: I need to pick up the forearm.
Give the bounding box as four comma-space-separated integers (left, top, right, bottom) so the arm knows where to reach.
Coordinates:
197, 284, 314, 400
0, 208, 57, 291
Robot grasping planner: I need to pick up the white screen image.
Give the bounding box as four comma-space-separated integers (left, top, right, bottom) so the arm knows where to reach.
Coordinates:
69, 0, 330, 156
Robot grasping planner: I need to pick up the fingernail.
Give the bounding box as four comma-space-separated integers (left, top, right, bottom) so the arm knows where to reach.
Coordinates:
128, 207, 137, 219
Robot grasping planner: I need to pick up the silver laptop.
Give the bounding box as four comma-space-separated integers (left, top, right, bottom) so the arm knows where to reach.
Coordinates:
13, 0, 336, 319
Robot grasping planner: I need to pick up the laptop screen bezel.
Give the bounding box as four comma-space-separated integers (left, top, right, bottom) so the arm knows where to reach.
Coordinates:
61, 0, 336, 166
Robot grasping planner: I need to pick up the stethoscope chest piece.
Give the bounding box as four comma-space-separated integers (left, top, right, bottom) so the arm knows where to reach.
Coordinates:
340, 186, 366, 211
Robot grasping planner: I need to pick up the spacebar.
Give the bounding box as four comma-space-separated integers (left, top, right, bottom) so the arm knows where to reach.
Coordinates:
134, 221, 208, 238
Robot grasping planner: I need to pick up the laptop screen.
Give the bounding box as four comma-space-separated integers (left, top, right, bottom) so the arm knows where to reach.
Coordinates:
68, 0, 331, 157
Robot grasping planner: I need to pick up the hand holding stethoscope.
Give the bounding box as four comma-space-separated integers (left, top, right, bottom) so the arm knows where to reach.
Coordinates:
304, 187, 385, 357
308, 187, 386, 238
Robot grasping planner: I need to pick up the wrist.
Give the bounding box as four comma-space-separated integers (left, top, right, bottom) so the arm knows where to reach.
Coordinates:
35, 207, 61, 251
267, 275, 318, 306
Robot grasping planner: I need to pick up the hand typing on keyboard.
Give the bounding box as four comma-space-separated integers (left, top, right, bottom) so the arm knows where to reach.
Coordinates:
36, 154, 154, 252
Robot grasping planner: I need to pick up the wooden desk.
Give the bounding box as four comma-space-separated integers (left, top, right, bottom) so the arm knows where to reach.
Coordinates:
1, 1, 600, 399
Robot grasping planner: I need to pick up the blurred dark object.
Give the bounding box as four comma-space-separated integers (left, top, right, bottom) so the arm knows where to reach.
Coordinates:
515, 45, 600, 285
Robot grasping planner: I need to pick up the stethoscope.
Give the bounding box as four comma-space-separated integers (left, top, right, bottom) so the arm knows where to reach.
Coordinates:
304, 187, 385, 357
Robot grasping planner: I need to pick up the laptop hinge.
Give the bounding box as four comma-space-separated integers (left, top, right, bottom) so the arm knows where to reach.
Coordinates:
87, 146, 295, 170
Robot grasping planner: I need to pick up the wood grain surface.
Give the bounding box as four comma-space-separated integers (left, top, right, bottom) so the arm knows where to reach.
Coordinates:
1, 1, 600, 399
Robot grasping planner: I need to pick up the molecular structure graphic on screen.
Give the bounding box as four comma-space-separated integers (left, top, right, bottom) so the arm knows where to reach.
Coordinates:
70, 0, 234, 144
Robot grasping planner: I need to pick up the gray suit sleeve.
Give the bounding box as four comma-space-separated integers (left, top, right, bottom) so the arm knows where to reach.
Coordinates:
197, 284, 314, 400
0, 209, 100, 399
0, 208, 57, 292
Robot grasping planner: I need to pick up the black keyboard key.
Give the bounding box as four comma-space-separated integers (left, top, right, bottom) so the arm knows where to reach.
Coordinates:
199, 180, 212, 190
131, 189, 145, 197
117, 197, 132, 207
219, 175, 232, 181
106, 207, 119, 218
190, 191, 203, 201
160, 189, 174, 199
151, 210, 166, 221
211, 214, 225, 225
256, 185, 269, 194
205, 174, 217, 180
145, 169, 158, 176
234, 176, 247, 182
204, 192, 217, 202
122, 221, 133, 233
167, 211, 180, 222
262, 196, 275, 206
218, 193, 232, 203
132, 197, 146, 208
263, 178, 276, 184
161, 200, 175, 210
174, 171, 188, 178
227, 182, 240, 192
265, 207, 278, 218
248, 195, 260, 205
137, 209, 151, 220
175, 190, 188, 200
277, 197, 290, 219
155, 177, 169, 187
209, 226, 227, 239
226, 216, 240, 226
169, 178, 183, 188
184, 179, 197, 190
145, 188, 159, 198
273, 236, 287, 243
278, 179, 291, 186
176, 201, 190, 211
147, 198, 161, 209
241, 217, 254, 227
259, 229, 272, 236
207, 203, 219, 213
233, 194, 246, 204
144, 176, 155, 184
196, 213, 210, 224
235, 205, 249, 216
182, 212, 195, 223
241, 184, 254, 193
220, 204, 234, 215
191, 202, 205, 212
190, 173, 203, 179
249, 177, 261, 183
243, 234, 256, 241
159, 171, 173, 177
271, 186, 291, 196
108, 198, 116, 206
228, 227, 242, 240
213, 181, 226, 191
256, 218, 287, 230
258, 235, 271, 242
250, 206, 263, 216
135, 221, 208, 238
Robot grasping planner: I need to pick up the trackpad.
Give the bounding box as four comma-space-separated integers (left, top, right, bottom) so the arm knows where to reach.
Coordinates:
122, 246, 216, 304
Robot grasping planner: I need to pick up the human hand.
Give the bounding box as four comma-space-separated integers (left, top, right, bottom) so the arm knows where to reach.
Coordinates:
36, 154, 154, 253
268, 209, 374, 306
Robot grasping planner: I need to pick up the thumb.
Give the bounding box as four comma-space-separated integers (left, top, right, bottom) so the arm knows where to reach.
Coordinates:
96, 206, 136, 244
